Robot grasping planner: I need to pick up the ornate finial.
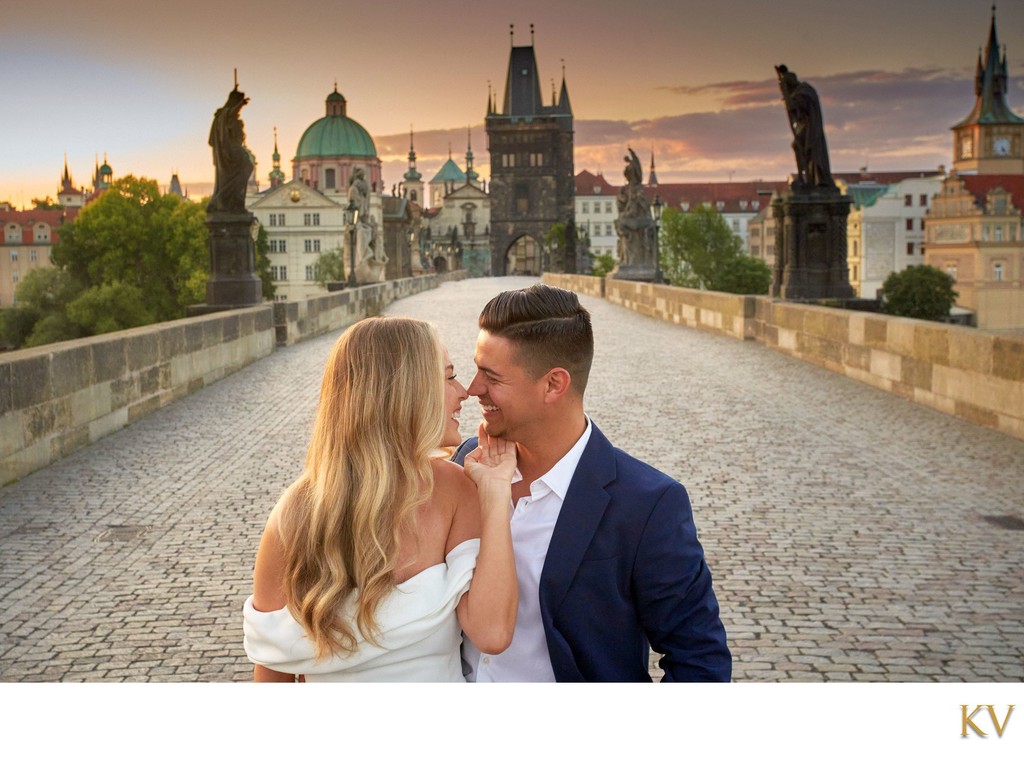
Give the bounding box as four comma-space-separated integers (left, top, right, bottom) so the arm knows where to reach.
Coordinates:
551, 78, 556, 103
467, 125, 472, 149
410, 124, 414, 149
561, 58, 566, 78
233, 68, 238, 89
510, 24, 514, 45
530, 23, 535, 45
448, 143, 452, 159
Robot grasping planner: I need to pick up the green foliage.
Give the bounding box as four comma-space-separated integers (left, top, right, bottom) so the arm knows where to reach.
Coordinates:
714, 256, 772, 295
254, 225, 276, 300
66, 283, 155, 335
7, 176, 215, 348
545, 222, 567, 272
591, 252, 616, 278
32, 196, 62, 210
313, 247, 347, 285
880, 265, 958, 321
659, 205, 750, 292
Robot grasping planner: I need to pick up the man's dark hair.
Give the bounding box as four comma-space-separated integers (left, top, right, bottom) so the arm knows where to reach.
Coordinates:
479, 284, 594, 395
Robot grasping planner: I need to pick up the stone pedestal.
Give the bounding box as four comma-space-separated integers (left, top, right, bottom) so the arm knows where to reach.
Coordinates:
772, 191, 854, 300
190, 213, 263, 315
611, 262, 658, 282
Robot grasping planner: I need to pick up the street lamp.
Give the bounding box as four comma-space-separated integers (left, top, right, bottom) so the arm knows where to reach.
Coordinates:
652, 194, 664, 284
345, 200, 359, 287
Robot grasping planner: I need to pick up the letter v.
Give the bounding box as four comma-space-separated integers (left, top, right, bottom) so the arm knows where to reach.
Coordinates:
987, 705, 1014, 738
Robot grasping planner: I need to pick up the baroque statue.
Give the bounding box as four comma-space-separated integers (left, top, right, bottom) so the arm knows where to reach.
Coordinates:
615, 147, 656, 266
776, 65, 835, 193
207, 86, 253, 215
347, 166, 387, 283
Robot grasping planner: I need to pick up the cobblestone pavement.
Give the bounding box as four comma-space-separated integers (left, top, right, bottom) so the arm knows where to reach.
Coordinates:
1, 277, 1022, 682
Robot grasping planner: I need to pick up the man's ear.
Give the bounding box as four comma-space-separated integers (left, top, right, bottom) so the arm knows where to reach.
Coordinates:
542, 368, 572, 403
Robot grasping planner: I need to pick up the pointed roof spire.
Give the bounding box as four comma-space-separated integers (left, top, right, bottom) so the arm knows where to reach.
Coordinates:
954, 5, 1022, 127
556, 60, 572, 115
648, 148, 659, 187
404, 124, 422, 182
486, 80, 493, 115
465, 126, 478, 183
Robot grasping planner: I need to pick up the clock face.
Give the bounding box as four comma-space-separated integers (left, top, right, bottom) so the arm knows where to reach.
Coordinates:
994, 138, 1011, 157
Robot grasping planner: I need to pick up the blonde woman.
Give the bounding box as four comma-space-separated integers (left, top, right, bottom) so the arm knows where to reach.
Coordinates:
243, 317, 517, 681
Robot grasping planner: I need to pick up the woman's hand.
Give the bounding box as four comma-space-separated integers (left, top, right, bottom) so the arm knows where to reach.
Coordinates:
462, 423, 517, 489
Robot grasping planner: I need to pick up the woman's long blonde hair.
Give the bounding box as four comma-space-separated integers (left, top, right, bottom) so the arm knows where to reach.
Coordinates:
277, 317, 446, 658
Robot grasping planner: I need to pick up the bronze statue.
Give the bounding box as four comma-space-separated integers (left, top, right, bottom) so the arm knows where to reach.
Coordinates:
776, 65, 834, 192
207, 86, 253, 214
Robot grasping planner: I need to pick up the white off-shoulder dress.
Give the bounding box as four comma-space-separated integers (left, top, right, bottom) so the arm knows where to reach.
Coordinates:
243, 538, 479, 682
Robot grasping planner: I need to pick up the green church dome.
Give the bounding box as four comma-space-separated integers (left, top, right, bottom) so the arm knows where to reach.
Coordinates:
295, 87, 378, 159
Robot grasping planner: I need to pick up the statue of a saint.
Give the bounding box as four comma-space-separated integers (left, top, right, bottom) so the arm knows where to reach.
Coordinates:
347, 166, 387, 282
615, 147, 655, 265
207, 87, 253, 214
776, 65, 834, 192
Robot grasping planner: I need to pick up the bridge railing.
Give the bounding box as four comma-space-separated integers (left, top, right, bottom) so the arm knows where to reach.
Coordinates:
544, 274, 1023, 441
1, 272, 466, 485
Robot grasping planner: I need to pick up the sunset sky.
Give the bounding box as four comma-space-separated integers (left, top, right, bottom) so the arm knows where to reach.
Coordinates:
2, 0, 1022, 207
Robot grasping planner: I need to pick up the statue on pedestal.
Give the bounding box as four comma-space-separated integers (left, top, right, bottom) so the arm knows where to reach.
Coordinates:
347, 166, 387, 283
612, 147, 657, 281
771, 65, 854, 301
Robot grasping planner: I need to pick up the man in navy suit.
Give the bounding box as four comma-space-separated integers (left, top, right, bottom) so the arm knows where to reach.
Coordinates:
455, 283, 730, 682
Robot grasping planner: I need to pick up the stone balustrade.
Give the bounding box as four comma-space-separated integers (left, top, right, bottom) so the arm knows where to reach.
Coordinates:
544, 273, 1023, 440
1, 272, 466, 484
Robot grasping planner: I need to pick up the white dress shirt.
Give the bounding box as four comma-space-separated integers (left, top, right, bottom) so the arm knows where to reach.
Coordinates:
464, 417, 592, 682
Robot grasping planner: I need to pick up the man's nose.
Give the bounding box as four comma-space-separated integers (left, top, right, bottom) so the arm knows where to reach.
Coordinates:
466, 372, 485, 396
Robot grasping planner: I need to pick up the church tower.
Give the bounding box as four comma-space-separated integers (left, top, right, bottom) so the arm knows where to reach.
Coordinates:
268, 127, 286, 189
951, 8, 1024, 175
403, 127, 424, 205
486, 25, 575, 275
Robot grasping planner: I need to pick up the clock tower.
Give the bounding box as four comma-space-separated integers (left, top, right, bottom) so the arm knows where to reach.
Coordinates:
951, 8, 1024, 175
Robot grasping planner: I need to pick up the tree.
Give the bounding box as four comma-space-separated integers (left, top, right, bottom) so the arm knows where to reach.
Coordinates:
659, 205, 746, 291
313, 247, 347, 285
4, 176, 213, 348
591, 252, 616, 278
880, 265, 958, 321
32, 196, 62, 210
714, 256, 772, 295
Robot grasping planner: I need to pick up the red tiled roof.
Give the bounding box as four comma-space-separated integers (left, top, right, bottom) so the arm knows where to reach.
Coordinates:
0, 207, 79, 244
959, 174, 1024, 212
576, 171, 786, 213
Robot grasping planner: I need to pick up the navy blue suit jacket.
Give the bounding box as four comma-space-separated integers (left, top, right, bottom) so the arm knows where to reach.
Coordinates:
453, 421, 731, 682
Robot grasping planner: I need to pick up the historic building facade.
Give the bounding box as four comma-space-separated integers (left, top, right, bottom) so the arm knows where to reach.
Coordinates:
0, 207, 79, 308
486, 37, 574, 275
925, 11, 1024, 331
247, 87, 384, 300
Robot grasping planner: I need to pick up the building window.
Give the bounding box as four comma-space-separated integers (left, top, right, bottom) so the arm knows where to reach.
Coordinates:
313, 239, 321, 252
269, 213, 284, 227
919, 194, 928, 206
732, 220, 740, 232
995, 226, 1003, 242
904, 195, 912, 207
605, 224, 613, 236
920, 218, 926, 231
906, 242, 915, 256
306, 265, 315, 281
994, 263, 1004, 281
12, 272, 19, 284
605, 202, 612, 214
946, 264, 957, 280
906, 219, 914, 231
270, 265, 288, 281
30, 250, 37, 262
325, 169, 336, 189
10, 250, 17, 262
582, 202, 589, 213
716, 201, 725, 211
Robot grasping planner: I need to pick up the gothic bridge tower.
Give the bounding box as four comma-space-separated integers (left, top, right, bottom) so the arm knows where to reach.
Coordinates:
486, 26, 574, 275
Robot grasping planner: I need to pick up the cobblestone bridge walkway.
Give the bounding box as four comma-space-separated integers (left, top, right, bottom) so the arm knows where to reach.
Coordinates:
1, 277, 1021, 682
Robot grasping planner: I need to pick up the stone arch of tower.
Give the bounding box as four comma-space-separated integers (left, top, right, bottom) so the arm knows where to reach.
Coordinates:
504, 234, 543, 276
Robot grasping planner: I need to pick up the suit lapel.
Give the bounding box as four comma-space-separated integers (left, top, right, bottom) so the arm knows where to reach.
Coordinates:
539, 423, 616, 615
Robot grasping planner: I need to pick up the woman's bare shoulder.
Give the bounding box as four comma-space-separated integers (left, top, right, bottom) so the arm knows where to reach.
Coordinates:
430, 457, 474, 497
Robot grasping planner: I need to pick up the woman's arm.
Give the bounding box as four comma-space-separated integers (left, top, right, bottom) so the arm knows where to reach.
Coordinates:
251, 503, 301, 683
453, 426, 518, 654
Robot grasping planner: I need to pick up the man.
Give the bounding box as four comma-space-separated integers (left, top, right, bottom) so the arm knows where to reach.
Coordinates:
454, 283, 730, 681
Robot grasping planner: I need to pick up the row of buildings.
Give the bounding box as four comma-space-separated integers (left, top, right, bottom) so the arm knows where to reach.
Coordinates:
3, 12, 1023, 330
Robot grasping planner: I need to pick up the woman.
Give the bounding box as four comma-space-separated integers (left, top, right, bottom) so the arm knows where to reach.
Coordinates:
243, 317, 517, 681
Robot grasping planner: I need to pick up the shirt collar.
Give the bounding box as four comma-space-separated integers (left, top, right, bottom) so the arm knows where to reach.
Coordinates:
533, 416, 592, 501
